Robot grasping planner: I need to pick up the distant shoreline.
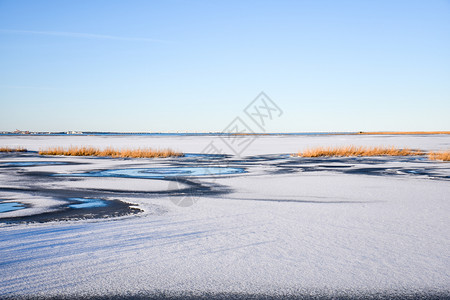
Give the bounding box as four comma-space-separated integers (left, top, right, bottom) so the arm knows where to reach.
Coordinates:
0, 131, 449, 136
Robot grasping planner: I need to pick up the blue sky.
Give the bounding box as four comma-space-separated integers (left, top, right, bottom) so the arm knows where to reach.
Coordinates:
0, 0, 449, 132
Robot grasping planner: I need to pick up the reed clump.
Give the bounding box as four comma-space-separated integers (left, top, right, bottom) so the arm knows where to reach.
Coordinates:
428, 151, 450, 161
0, 147, 27, 152
295, 146, 424, 158
39, 146, 183, 158
357, 131, 450, 135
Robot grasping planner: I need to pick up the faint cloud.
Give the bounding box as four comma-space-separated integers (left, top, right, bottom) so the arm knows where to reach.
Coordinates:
0, 85, 57, 90
0, 29, 171, 43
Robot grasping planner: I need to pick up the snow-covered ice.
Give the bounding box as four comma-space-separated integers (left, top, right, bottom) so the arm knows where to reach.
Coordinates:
0, 135, 449, 298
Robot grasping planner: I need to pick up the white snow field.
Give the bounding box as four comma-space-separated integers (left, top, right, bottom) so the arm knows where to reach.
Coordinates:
0, 135, 449, 299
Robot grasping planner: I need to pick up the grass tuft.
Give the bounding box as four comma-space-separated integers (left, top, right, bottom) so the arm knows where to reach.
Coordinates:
295, 146, 424, 158
357, 131, 450, 135
0, 147, 27, 152
39, 146, 183, 158
428, 150, 450, 162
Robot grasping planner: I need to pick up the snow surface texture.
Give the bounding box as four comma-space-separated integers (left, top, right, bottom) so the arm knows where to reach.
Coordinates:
0, 135, 449, 298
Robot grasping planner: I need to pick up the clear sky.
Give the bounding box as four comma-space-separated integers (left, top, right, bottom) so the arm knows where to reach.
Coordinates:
0, 0, 449, 132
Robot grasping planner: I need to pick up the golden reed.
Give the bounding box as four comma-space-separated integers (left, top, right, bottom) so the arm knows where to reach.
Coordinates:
428, 151, 450, 161
0, 147, 27, 152
295, 146, 424, 158
39, 146, 183, 158
357, 131, 450, 135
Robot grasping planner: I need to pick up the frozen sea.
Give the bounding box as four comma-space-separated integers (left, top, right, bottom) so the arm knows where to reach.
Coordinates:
0, 134, 449, 299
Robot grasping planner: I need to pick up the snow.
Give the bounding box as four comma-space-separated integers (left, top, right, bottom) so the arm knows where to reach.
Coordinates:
1, 133, 449, 155
43, 177, 190, 193
0, 135, 449, 298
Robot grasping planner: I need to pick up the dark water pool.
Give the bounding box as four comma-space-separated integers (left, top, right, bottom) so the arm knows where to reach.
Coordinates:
68, 198, 108, 209
57, 167, 245, 179
0, 202, 26, 213
0, 161, 67, 167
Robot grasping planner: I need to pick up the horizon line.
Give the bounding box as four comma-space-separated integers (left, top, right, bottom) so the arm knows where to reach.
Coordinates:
1, 131, 450, 135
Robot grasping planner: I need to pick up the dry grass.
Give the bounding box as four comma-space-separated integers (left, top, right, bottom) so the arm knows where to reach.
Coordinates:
0, 147, 27, 152
357, 131, 450, 135
428, 151, 450, 161
295, 146, 424, 158
39, 146, 183, 158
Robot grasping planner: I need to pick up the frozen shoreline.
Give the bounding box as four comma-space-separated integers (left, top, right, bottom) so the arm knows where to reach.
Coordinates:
0, 135, 449, 298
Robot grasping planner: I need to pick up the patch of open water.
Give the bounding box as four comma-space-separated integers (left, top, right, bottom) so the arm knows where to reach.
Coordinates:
0, 202, 26, 213
68, 198, 108, 209
0, 161, 68, 167
57, 167, 245, 179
